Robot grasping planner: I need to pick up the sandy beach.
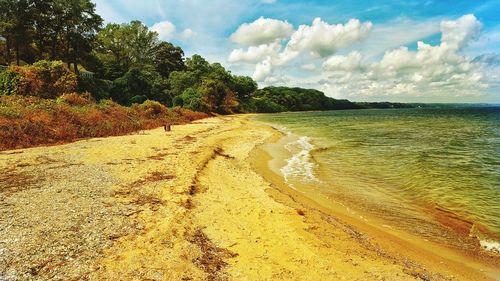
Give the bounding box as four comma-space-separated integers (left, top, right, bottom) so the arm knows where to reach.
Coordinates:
1, 115, 499, 280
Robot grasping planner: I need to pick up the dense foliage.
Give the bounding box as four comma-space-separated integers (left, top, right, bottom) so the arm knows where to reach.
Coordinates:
0, 94, 207, 150
0, 60, 77, 98
0, 0, 419, 118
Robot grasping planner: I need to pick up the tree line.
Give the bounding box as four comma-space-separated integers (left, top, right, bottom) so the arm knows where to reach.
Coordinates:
0, 0, 417, 114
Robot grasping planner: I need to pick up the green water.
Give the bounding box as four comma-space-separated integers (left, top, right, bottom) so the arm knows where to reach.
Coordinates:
256, 107, 500, 250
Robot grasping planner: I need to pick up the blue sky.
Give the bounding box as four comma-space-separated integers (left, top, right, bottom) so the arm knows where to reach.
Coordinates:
92, 0, 500, 103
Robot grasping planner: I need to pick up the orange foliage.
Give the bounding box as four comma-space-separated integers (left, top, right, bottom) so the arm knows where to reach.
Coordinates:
58, 92, 95, 106
0, 95, 208, 151
6, 61, 77, 98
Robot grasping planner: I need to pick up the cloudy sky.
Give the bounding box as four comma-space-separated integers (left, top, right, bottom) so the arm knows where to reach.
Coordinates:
92, 0, 500, 103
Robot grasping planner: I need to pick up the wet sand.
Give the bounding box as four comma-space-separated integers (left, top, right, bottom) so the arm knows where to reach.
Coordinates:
0, 115, 498, 280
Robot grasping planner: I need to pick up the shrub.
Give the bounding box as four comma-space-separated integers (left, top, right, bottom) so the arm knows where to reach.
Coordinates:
135, 100, 168, 118
0, 95, 208, 151
0, 60, 77, 98
0, 69, 21, 95
32, 60, 77, 98
58, 92, 95, 106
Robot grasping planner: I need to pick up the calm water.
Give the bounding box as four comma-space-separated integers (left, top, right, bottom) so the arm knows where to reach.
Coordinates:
256, 107, 500, 250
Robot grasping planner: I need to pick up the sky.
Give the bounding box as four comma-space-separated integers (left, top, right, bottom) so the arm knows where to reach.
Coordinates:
92, 0, 500, 103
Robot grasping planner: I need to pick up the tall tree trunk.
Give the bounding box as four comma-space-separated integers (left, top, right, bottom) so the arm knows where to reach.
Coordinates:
73, 44, 79, 75
15, 42, 20, 65
51, 38, 57, 60
73, 62, 79, 75
5, 37, 12, 65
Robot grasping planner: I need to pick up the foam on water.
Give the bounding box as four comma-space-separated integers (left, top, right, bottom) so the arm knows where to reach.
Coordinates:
256, 108, 500, 253
280, 136, 320, 185
479, 239, 500, 253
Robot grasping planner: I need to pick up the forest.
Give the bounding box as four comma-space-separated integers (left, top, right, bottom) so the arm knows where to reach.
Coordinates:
0, 0, 419, 150
0, 0, 415, 113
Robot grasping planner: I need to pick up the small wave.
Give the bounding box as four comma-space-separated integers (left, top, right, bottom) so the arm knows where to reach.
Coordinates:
270, 124, 292, 135
280, 136, 320, 186
479, 239, 500, 253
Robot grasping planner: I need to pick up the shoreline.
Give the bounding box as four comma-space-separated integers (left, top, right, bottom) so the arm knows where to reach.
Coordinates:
1, 115, 498, 280
248, 115, 500, 280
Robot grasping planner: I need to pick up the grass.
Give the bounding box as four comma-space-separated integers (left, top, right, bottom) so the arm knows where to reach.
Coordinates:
0, 94, 208, 151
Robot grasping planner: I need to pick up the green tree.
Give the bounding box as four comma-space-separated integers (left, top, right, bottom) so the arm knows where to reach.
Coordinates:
178, 87, 209, 112
167, 70, 197, 97
110, 66, 162, 105
185, 54, 210, 77
154, 41, 185, 78
58, 0, 102, 74
232, 75, 257, 100
0, 0, 34, 65
97, 21, 158, 70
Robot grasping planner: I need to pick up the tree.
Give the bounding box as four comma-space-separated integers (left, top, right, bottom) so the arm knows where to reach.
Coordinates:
167, 70, 197, 97
178, 87, 209, 112
110, 66, 162, 105
0, 0, 102, 68
97, 21, 158, 70
58, 0, 102, 74
185, 54, 210, 76
199, 79, 238, 114
232, 75, 257, 100
154, 41, 185, 78
0, 0, 34, 65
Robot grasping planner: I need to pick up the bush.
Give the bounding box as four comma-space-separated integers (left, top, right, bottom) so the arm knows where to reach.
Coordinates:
135, 100, 168, 118
32, 60, 77, 98
0, 60, 77, 98
0, 95, 208, 151
0, 69, 21, 95
58, 92, 95, 106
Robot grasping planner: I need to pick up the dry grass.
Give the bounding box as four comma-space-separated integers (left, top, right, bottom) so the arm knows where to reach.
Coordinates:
0, 95, 208, 151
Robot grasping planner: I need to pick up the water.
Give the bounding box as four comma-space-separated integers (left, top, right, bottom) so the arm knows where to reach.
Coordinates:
255, 107, 500, 251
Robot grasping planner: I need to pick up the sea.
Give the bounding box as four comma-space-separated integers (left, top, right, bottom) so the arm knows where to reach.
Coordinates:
255, 107, 500, 252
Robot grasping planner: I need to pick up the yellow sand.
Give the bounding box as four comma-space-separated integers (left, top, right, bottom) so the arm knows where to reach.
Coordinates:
2, 115, 499, 280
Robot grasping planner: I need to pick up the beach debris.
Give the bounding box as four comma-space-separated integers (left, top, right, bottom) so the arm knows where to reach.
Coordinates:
188, 228, 238, 280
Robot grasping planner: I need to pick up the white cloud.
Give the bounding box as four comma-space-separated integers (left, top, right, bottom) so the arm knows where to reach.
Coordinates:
180, 28, 198, 40
323, 51, 363, 71
320, 15, 488, 100
287, 18, 372, 57
230, 17, 294, 45
441, 14, 482, 50
261, 0, 277, 3
354, 18, 442, 60
229, 17, 372, 81
228, 42, 281, 63
150, 21, 176, 41
253, 58, 273, 81
301, 63, 317, 71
